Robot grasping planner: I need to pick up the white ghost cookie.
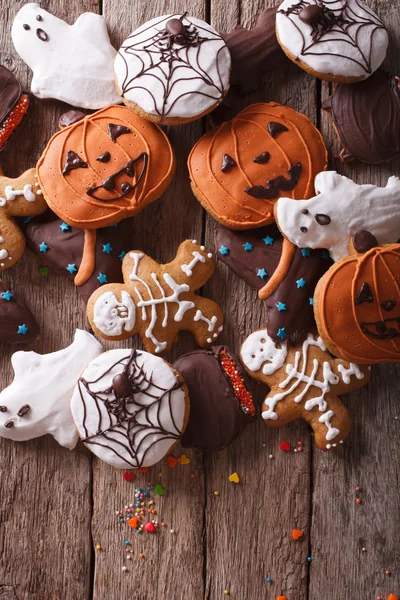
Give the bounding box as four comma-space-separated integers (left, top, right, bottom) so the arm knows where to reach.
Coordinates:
0, 330, 103, 449
275, 172, 400, 261
71, 348, 189, 468
12, 3, 121, 109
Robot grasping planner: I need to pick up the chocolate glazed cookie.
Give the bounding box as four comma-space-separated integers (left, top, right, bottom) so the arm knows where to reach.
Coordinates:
0, 281, 39, 343
174, 346, 255, 452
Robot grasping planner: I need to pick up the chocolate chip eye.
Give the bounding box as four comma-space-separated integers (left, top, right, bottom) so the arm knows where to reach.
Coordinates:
315, 214, 331, 225
96, 152, 111, 163
23, 24, 30, 30
354, 282, 373, 306
0, 406, 7, 412
253, 152, 270, 164
300, 226, 308, 233
17, 404, 31, 417
36, 28, 49, 42
381, 300, 396, 312
301, 208, 309, 215
36, 14, 43, 21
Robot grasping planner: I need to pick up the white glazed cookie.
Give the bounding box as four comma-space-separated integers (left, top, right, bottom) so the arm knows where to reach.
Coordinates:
71, 348, 189, 469
240, 329, 370, 450
0, 330, 103, 449
275, 172, 400, 261
11, 3, 121, 109
114, 13, 231, 124
276, 0, 388, 83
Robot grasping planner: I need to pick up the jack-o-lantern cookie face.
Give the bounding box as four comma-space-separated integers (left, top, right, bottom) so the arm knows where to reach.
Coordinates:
188, 102, 327, 230
37, 105, 175, 229
315, 243, 400, 364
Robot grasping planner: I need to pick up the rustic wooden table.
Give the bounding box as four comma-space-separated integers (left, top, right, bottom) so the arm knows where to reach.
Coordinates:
0, 1, 399, 599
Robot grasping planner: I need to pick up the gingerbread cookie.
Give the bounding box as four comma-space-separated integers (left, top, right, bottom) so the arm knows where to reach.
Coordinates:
25, 211, 133, 303
275, 172, 400, 261
71, 348, 189, 468
222, 6, 289, 94
11, 4, 120, 109
0, 281, 39, 344
114, 13, 231, 125
324, 70, 400, 165
0, 330, 103, 449
87, 240, 224, 354
314, 235, 400, 364
37, 105, 175, 286
0, 65, 29, 151
240, 329, 370, 450
216, 225, 331, 340
276, 0, 388, 83
188, 102, 327, 229
174, 346, 255, 451
0, 167, 47, 270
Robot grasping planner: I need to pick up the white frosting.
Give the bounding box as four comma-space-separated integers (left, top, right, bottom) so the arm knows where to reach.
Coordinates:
276, 172, 400, 261
115, 14, 231, 120
276, 0, 388, 80
93, 290, 136, 337
240, 329, 288, 375
71, 349, 187, 469
12, 3, 121, 109
0, 330, 103, 449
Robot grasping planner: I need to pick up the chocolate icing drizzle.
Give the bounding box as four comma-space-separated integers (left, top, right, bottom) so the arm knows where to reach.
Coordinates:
86, 152, 148, 200
361, 318, 400, 340
36, 28, 49, 42
221, 154, 236, 172
59, 110, 85, 128
245, 163, 302, 199
107, 123, 131, 143
78, 349, 184, 468
62, 150, 88, 175
278, 0, 387, 74
268, 122, 288, 138
381, 300, 396, 312
253, 152, 271, 164
96, 151, 111, 163
354, 282, 373, 305
118, 13, 227, 118
315, 213, 331, 225
0, 65, 22, 126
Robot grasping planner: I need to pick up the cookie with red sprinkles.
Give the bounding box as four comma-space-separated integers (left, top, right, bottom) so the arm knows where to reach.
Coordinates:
174, 346, 255, 451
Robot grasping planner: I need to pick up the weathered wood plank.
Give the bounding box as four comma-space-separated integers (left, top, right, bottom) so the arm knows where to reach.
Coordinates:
0, 1, 98, 599
92, 2, 206, 599
203, 1, 316, 598
311, 1, 400, 599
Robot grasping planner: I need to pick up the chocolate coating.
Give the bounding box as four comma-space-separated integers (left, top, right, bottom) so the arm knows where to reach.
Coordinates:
174, 346, 253, 452
24, 211, 133, 302
216, 225, 331, 341
0, 281, 39, 344
222, 7, 289, 93
327, 70, 400, 164
58, 110, 85, 128
0, 65, 22, 125
353, 230, 378, 254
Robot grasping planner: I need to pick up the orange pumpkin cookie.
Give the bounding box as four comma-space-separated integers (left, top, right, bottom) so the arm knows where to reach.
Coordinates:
314, 233, 400, 364
188, 102, 327, 230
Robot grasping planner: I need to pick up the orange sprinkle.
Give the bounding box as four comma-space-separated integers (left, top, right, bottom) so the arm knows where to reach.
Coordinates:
292, 529, 303, 541
0, 94, 29, 149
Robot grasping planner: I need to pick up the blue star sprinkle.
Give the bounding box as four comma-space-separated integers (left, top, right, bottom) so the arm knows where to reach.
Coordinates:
112, 223, 119, 228
263, 236, 274, 246
39, 242, 49, 253
1, 291, 13, 301
17, 324, 28, 335
59, 222, 70, 232
97, 273, 108, 283
277, 328, 287, 339
66, 264, 77, 274
276, 302, 287, 312
103, 243, 112, 254
309, 297, 314, 306
218, 245, 230, 256
296, 278, 307, 289
23, 217, 31, 224
243, 242, 254, 252
301, 248, 311, 257
256, 268, 268, 280
119, 250, 127, 261
322, 250, 330, 261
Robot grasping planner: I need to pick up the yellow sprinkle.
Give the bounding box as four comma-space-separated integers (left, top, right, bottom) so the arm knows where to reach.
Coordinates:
214, 491, 219, 496
96, 544, 101, 550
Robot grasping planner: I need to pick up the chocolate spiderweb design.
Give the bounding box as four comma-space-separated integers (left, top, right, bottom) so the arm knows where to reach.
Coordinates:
118, 13, 227, 118
279, 0, 387, 74
77, 350, 183, 467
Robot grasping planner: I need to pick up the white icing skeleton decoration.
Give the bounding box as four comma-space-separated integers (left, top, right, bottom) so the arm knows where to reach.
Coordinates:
276, 172, 400, 261
0, 330, 103, 449
88, 240, 224, 354
12, 3, 121, 109
240, 329, 370, 450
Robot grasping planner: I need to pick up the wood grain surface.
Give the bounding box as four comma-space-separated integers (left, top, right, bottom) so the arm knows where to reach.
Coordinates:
0, 1, 399, 599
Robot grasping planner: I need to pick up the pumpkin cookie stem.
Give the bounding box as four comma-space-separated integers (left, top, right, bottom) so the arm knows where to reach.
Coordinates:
74, 229, 97, 286
258, 239, 296, 299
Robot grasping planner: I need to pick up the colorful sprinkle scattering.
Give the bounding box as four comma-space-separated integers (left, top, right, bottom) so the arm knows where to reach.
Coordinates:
280, 441, 291, 452
296, 278, 307, 289
276, 302, 287, 312
277, 328, 287, 339
180, 453, 190, 465
39, 242, 49, 253
218, 245, 230, 256
97, 272, 108, 283
66, 263, 77, 274
102, 243, 112, 254
17, 324, 28, 335
123, 471, 135, 483
1, 291, 13, 301
292, 529, 303, 540
39, 266, 49, 276
154, 484, 165, 496
59, 222, 70, 232
263, 236, 274, 245
228, 472, 240, 483
257, 267, 268, 279
243, 242, 254, 251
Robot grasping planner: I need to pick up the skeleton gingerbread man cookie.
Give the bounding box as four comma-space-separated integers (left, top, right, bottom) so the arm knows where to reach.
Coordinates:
240, 329, 370, 450
87, 240, 224, 354
0, 167, 47, 270
11, 3, 120, 109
